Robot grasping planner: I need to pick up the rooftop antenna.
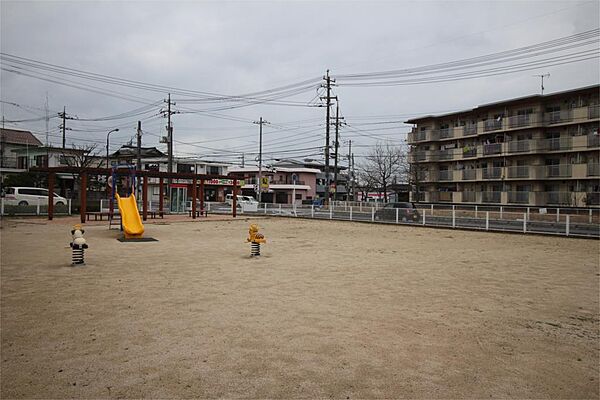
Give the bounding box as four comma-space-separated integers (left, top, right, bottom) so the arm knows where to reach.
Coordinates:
533, 73, 550, 95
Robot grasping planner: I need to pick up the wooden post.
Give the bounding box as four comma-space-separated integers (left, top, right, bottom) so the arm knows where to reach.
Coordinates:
192, 177, 197, 219
142, 175, 148, 221
48, 172, 55, 220
199, 179, 205, 212
232, 179, 238, 218
80, 172, 87, 224
159, 177, 164, 215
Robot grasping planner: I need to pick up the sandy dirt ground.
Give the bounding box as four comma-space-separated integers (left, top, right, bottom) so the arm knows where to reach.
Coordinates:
1, 216, 598, 399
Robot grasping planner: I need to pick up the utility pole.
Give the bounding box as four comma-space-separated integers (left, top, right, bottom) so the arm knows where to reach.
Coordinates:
58, 106, 74, 149
253, 117, 269, 202
136, 121, 142, 171
161, 94, 177, 185
351, 153, 356, 202
333, 102, 344, 201
347, 140, 352, 201
60, 106, 66, 149
320, 70, 337, 201
44, 93, 49, 146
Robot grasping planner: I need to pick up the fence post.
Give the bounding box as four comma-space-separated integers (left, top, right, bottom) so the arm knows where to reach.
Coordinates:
264, 203, 267, 214
0, 198, 4, 216
556, 208, 560, 222
589, 209, 592, 224
523, 212, 527, 233
350, 206, 353, 221
37, 198, 40, 215
500, 206, 503, 220
344, 202, 347, 211
330, 206, 333, 220
68, 199, 72, 215
279, 204, 282, 214
566, 215, 570, 237
359, 202, 362, 212
422, 210, 426, 226
371, 207, 375, 222
452, 207, 456, 228
485, 211, 489, 231
311, 204, 314, 218
526, 207, 530, 221
430, 203, 434, 216
475, 204, 478, 218
396, 208, 399, 224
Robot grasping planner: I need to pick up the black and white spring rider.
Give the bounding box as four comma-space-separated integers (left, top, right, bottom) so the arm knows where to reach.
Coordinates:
70, 224, 88, 265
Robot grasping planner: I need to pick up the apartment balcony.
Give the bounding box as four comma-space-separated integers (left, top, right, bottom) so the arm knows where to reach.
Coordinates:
438, 170, 453, 181
507, 139, 534, 154
543, 137, 572, 152
545, 110, 573, 125
461, 191, 477, 202
545, 191, 575, 205
508, 114, 534, 129
587, 163, 600, 177
482, 191, 501, 203
483, 143, 502, 155
507, 191, 530, 204
462, 169, 478, 181
438, 150, 454, 161
588, 133, 600, 148
409, 151, 427, 163
439, 127, 453, 139
462, 147, 477, 158
545, 164, 572, 178
482, 167, 503, 179
462, 124, 477, 136
507, 165, 529, 179
484, 120, 503, 132
589, 104, 600, 119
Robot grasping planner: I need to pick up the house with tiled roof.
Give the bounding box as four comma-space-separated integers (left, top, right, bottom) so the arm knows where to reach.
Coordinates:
0, 128, 43, 170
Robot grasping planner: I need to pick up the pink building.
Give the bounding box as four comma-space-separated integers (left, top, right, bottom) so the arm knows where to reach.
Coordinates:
229, 166, 319, 204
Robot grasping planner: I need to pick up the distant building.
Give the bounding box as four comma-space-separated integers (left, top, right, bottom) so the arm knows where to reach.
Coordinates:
406, 85, 600, 207
0, 128, 43, 174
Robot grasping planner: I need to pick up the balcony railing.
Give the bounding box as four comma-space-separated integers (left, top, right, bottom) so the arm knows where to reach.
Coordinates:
546, 164, 572, 178
508, 191, 530, 204
462, 147, 477, 158
463, 125, 477, 136
416, 131, 427, 141
482, 191, 501, 203
438, 150, 453, 161
462, 169, 477, 180
438, 192, 453, 202
545, 110, 573, 124
483, 143, 502, 155
544, 137, 572, 151
482, 167, 503, 179
484, 120, 502, 132
587, 163, 600, 177
439, 128, 453, 139
507, 140, 531, 153
438, 170, 453, 181
461, 191, 476, 202
507, 166, 529, 178
588, 133, 600, 148
588, 104, 600, 119
546, 191, 574, 205
508, 114, 532, 128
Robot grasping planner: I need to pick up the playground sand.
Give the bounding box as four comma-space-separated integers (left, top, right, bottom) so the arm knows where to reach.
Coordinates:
1, 217, 598, 399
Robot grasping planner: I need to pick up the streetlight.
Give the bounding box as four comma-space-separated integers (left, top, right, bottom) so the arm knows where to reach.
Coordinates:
106, 128, 119, 168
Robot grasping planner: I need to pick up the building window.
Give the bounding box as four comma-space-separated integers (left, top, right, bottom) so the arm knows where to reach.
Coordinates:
34, 155, 48, 167
207, 166, 220, 175
17, 156, 28, 169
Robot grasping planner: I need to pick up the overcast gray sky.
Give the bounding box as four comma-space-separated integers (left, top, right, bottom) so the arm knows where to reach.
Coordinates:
1, 0, 599, 165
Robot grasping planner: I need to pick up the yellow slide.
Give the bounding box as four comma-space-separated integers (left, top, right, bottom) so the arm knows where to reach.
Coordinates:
115, 193, 144, 239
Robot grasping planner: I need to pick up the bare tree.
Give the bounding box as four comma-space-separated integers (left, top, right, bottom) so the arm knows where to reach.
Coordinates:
359, 141, 407, 202
61, 144, 102, 169
356, 169, 378, 202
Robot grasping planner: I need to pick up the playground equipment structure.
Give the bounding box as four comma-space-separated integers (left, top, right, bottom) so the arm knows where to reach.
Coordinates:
111, 164, 144, 239
70, 224, 88, 265
247, 223, 266, 256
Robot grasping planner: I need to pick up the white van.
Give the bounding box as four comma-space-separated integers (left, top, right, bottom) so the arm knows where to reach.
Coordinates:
225, 194, 258, 206
2, 187, 68, 206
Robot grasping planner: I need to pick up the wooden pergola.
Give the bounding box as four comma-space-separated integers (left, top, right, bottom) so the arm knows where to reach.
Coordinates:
30, 166, 240, 222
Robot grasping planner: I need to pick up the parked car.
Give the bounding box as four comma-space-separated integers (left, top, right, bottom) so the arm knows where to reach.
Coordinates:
374, 202, 419, 222
225, 194, 258, 206
2, 187, 68, 206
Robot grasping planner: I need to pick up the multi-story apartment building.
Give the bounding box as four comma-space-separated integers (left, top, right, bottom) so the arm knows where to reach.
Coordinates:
406, 85, 600, 207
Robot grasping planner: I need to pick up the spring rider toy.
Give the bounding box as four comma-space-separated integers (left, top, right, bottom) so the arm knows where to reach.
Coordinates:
247, 223, 266, 257
70, 224, 88, 265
